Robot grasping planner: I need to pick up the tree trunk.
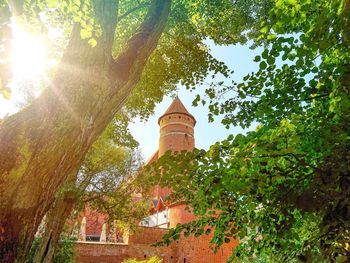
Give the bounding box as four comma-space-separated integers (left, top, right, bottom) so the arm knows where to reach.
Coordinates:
32, 190, 77, 263
0, 0, 171, 261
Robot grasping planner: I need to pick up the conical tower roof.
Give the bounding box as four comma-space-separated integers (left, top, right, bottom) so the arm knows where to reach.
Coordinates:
158, 96, 196, 124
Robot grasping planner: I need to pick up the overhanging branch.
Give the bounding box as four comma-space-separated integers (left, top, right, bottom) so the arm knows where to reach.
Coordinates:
118, 2, 150, 21
110, 0, 171, 83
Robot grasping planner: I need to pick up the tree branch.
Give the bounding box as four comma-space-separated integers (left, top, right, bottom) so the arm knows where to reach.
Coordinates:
110, 0, 171, 83
118, 2, 150, 21
288, 153, 323, 173
293, 93, 329, 102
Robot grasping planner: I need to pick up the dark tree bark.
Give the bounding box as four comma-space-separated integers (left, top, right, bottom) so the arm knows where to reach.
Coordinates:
0, 0, 171, 261
32, 189, 77, 263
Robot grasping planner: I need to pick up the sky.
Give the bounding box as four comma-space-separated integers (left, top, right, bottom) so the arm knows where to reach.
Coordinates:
129, 41, 262, 158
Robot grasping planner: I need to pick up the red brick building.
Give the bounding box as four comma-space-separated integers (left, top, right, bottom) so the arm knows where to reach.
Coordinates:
75, 97, 238, 262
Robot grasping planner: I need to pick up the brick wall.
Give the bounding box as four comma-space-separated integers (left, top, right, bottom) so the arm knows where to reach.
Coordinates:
75, 227, 176, 263
174, 233, 238, 263
168, 204, 196, 228
75, 226, 237, 263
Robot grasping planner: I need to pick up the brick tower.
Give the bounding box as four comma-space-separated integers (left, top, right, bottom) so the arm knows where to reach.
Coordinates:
146, 97, 197, 227
158, 96, 196, 157
149, 97, 196, 228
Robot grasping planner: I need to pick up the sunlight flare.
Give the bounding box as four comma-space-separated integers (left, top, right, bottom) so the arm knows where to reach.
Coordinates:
10, 20, 48, 81
0, 20, 57, 118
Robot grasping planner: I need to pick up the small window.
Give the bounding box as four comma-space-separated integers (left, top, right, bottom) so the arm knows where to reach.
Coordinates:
86, 235, 100, 242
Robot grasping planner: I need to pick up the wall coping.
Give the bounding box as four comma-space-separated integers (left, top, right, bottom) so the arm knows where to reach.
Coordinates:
75, 241, 128, 246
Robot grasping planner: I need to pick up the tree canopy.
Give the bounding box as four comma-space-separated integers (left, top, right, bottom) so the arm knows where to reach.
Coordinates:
148, 0, 350, 262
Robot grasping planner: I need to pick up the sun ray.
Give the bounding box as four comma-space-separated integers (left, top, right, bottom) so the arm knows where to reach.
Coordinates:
0, 20, 53, 117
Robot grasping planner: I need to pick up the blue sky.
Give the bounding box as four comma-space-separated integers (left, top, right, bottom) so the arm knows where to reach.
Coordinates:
129, 41, 262, 158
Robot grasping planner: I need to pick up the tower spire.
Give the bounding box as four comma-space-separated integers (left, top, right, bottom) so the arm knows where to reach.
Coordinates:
158, 96, 196, 125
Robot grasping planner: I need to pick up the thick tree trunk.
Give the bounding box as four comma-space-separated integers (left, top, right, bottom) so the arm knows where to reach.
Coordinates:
32, 190, 77, 263
0, 0, 171, 261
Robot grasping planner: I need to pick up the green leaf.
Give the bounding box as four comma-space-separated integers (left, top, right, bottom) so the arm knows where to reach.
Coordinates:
267, 57, 275, 65
259, 61, 267, 70
267, 34, 277, 40
260, 25, 269, 33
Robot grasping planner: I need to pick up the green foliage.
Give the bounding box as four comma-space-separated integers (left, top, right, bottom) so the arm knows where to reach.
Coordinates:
122, 256, 162, 263
202, 0, 350, 129
27, 236, 76, 263
146, 0, 350, 262
53, 236, 76, 263
66, 127, 148, 229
